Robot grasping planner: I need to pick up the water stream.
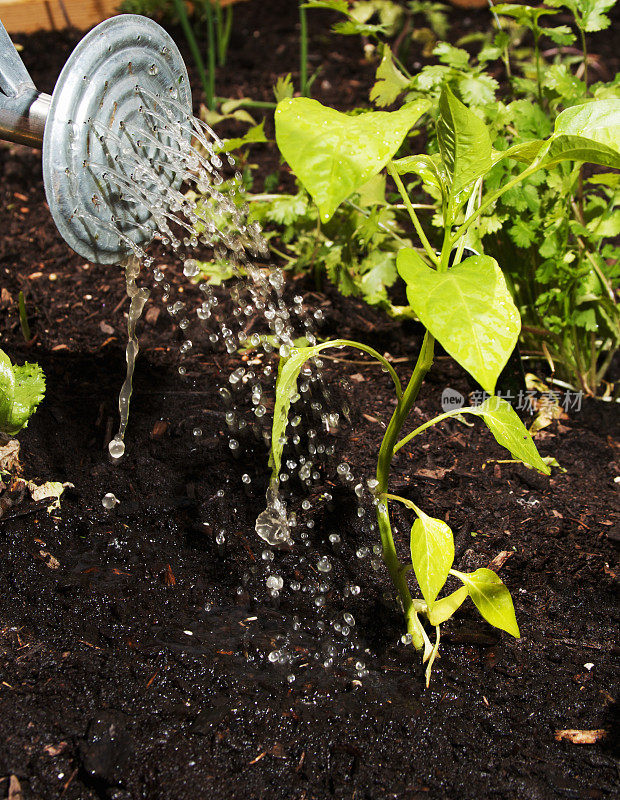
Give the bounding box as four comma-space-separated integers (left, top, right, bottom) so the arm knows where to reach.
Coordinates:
81, 82, 383, 680
108, 256, 151, 460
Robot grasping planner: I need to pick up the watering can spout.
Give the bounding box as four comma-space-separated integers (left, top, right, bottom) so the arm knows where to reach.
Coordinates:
0, 14, 192, 264
0, 21, 50, 147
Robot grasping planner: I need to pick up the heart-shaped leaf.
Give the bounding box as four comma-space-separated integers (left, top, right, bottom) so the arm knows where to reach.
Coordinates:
275, 97, 431, 222
397, 252, 521, 394
410, 506, 455, 609
436, 85, 492, 194
452, 568, 520, 637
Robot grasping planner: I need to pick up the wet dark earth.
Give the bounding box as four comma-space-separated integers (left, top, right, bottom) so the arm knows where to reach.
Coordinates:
1, 2, 619, 798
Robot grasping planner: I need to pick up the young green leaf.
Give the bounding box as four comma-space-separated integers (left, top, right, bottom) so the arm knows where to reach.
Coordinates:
273, 74, 294, 103
219, 121, 268, 153
427, 586, 468, 626
436, 85, 492, 194
546, 0, 614, 32
275, 97, 431, 222
395, 397, 550, 474
410, 506, 455, 609
452, 568, 520, 638
396, 252, 520, 394
542, 99, 620, 170
491, 140, 546, 167
473, 397, 551, 474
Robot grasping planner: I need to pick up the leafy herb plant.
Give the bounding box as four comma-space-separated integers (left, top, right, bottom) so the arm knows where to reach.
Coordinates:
265, 87, 619, 683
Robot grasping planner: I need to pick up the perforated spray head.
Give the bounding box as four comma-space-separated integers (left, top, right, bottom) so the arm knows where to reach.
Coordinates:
0, 15, 192, 264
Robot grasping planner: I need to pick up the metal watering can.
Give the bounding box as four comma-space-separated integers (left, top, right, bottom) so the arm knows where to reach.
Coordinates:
0, 15, 193, 264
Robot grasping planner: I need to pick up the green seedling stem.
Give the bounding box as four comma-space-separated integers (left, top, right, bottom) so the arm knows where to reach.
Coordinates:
172, 0, 213, 110
375, 331, 435, 649
300, 2, 309, 97
205, 1, 217, 111
18, 291, 31, 342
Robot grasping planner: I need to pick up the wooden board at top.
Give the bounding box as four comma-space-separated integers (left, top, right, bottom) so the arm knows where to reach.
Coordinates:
0, 0, 247, 35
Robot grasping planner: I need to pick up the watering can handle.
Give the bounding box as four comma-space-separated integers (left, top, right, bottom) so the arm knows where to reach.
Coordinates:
0, 19, 50, 147
0, 19, 35, 96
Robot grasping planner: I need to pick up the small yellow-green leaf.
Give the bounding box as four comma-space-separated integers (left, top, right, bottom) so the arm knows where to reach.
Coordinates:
0, 349, 15, 431
453, 567, 520, 637
491, 140, 545, 166
473, 396, 550, 474
219, 120, 268, 153
410, 507, 454, 609
427, 586, 468, 626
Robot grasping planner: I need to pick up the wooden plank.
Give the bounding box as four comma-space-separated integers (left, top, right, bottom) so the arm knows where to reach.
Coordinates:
0, 0, 118, 33
0, 0, 247, 34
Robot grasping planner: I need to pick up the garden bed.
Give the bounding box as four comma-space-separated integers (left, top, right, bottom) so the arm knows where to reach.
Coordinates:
1, 3, 619, 799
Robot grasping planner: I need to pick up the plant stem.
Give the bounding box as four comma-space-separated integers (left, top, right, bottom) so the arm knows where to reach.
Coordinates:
376, 332, 435, 650
205, 1, 217, 111
580, 26, 589, 90
214, 97, 277, 110
18, 291, 31, 342
534, 31, 542, 103
449, 161, 543, 248
172, 0, 211, 109
596, 343, 617, 384
217, 2, 233, 66
300, 2, 309, 97
387, 163, 439, 267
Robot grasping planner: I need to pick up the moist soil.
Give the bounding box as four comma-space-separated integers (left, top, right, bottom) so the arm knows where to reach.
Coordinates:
1, 2, 619, 798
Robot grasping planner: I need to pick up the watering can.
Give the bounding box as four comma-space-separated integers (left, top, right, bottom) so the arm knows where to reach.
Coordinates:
0, 15, 193, 264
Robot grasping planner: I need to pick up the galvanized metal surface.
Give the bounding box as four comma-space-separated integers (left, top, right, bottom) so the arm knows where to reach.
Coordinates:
42, 15, 192, 264
0, 14, 192, 264
0, 19, 50, 146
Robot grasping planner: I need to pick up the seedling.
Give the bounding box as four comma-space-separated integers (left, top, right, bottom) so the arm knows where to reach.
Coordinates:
268, 88, 619, 683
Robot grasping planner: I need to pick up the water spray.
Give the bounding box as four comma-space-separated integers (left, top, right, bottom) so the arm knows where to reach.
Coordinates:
0, 14, 192, 264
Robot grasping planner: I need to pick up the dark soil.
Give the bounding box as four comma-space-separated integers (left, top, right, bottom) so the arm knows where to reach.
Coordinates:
1, 2, 619, 799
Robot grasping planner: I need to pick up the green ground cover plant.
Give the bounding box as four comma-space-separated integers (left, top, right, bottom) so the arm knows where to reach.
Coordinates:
0, 349, 45, 440
267, 86, 619, 682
